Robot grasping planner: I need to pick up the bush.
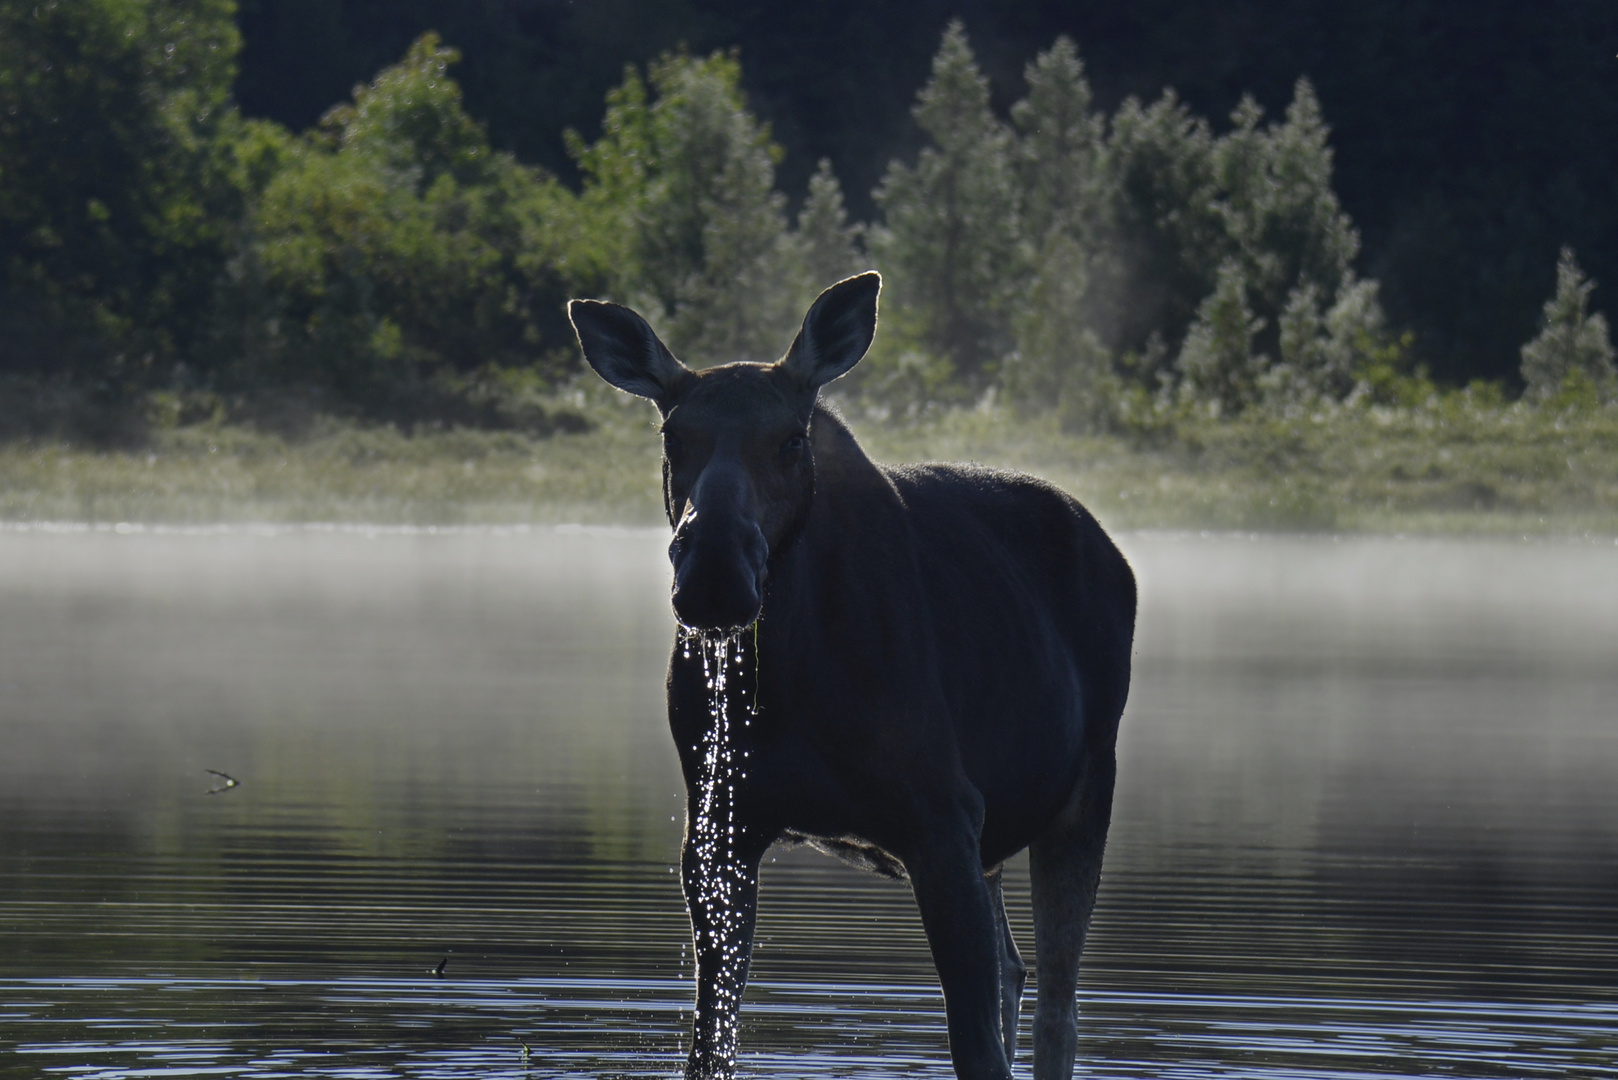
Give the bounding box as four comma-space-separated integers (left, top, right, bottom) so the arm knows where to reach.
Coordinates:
231, 34, 598, 422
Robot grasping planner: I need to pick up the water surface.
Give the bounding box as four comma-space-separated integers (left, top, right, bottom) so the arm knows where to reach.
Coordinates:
2, 525, 1615, 1078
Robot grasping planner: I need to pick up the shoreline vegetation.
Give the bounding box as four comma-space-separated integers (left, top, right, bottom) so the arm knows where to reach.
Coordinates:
5, 12, 1616, 538
4, 389, 1615, 538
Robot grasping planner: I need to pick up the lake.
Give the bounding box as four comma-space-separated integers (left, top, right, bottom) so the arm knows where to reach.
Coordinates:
2, 523, 1615, 1078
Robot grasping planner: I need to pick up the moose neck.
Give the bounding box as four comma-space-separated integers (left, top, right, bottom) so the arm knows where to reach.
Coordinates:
758, 404, 921, 655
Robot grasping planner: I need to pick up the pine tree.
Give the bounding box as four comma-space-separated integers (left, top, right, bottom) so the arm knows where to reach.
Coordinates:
1003, 233, 1114, 431
1216, 80, 1360, 354
1004, 37, 1117, 426
796, 159, 863, 293
1270, 274, 1386, 407
1012, 37, 1106, 246
1101, 90, 1224, 371
871, 20, 1019, 388
1520, 247, 1616, 403
1177, 259, 1267, 415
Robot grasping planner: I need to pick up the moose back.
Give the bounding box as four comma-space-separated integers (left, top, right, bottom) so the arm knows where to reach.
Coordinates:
569, 272, 1136, 1080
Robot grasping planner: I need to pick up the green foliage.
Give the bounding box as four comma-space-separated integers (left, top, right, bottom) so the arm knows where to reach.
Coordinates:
0, 0, 245, 376
1519, 247, 1616, 405
1214, 82, 1359, 342
1270, 275, 1387, 408
1012, 37, 1106, 249
236, 34, 597, 421
871, 21, 1020, 389
1003, 234, 1116, 432
569, 51, 796, 365
795, 159, 864, 296
1175, 260, 1267, 416
1099, 90, 1224, 365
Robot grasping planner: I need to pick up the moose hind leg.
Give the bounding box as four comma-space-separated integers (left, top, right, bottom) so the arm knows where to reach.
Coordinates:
1028, 749, 1116, 1080
988, 867, 1027, 1062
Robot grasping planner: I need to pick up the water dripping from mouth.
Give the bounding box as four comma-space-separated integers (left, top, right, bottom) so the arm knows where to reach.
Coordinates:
685, 628, 753, 1074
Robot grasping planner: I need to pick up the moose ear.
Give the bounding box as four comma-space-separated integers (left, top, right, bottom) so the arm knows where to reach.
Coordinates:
568, 299, 691, 408
779, 271, 881, 390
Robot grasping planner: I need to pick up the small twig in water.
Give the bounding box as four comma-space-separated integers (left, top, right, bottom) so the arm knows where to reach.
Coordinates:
204, 769, 239, 795
516, 1037, 531, 1068
430, 956, 447, 977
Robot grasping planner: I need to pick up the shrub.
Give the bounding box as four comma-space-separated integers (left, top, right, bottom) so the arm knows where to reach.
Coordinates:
235, 34, 596, 421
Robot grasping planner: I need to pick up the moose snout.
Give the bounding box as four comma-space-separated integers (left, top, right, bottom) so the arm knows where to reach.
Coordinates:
669, 510, 769, 632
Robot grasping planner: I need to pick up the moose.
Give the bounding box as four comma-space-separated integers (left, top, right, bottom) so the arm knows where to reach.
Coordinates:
568, 272, 1136, 1080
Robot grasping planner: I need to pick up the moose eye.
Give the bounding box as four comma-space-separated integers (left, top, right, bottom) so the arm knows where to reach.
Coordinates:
662, 431, 684, 465
780, 433, 807, 461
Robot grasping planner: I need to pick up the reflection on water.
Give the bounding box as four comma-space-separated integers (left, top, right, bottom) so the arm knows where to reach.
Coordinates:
2, 525, 1616, 1077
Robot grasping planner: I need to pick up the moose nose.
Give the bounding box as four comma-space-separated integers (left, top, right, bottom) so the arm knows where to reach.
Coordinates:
668, 467, 769, 632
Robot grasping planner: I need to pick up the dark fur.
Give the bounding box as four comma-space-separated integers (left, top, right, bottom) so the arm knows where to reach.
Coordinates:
570, 274, 1136, 1080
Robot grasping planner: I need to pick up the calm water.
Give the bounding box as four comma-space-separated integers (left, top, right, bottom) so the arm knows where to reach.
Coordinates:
1, 524, 1615, 1079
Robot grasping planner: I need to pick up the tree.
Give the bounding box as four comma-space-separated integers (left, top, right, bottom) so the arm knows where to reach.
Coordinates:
1002, 233, 1115, 431
0, 0, 245, 376
1271, 275, 1386, 407
1519, 247, 1616, 403
796, 159, 864, 294
1215, 80, 1360, 360
871, 21, 1020, 389
1012, 37, 1106, 248
1176, 259, 1267, 415
570, 51, 796, 365
242, 34, 597, 416
1100, 90, 1225, 371
1004, 37, 1116, 427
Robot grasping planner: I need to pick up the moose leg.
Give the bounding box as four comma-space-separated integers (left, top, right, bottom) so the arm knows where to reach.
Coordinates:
1027, 749, 1117, 1080
988, 866, 1028, 1062
681, 825, 765, 1080
907, 815, 1014, 1080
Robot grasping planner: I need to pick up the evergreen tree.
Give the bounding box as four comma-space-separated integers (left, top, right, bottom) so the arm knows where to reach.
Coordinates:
1005, 37, 1117, 426
1271, 275, 1385, 407
571, 51, 795, 365
1215, 80, 1360, 357
1519, 247, 1617, 402
872, 21, 1020, 388
1003, 233, 1115, 431
795, 159, 864, 293
1012, 37, 1106, 247
1176, 259, 1267, 415
1101, 90, 1224, 371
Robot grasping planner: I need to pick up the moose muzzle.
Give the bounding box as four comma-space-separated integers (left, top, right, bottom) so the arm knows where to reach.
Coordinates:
669, 460, 769, 633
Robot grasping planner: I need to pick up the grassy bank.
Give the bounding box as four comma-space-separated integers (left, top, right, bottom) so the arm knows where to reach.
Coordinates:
3, 394, 1617, 537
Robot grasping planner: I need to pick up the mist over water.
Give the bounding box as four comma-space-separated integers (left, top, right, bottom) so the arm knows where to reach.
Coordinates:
1, 525, 1615, 1078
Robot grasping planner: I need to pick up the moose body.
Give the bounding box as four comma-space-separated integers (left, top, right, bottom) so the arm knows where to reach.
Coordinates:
570, 273, 1135, 1080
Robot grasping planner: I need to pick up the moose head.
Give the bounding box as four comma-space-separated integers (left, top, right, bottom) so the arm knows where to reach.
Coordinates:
569, 272, 881, 633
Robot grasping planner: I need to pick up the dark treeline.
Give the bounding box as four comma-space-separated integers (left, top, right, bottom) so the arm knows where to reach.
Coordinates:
232, 0, 1618, 386
2, 1, 1614, 446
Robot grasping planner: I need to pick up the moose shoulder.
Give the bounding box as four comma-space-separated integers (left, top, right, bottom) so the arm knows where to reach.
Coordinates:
569, 272, 1136, 1080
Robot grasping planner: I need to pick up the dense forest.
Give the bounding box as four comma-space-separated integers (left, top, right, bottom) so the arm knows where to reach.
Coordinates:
230, 0, 1618, 386
1, 0, 1614, 446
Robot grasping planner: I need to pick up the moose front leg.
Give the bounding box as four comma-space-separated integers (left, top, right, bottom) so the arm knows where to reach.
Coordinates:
906, 806, 1015, 1080
681, 817, 765, 1080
